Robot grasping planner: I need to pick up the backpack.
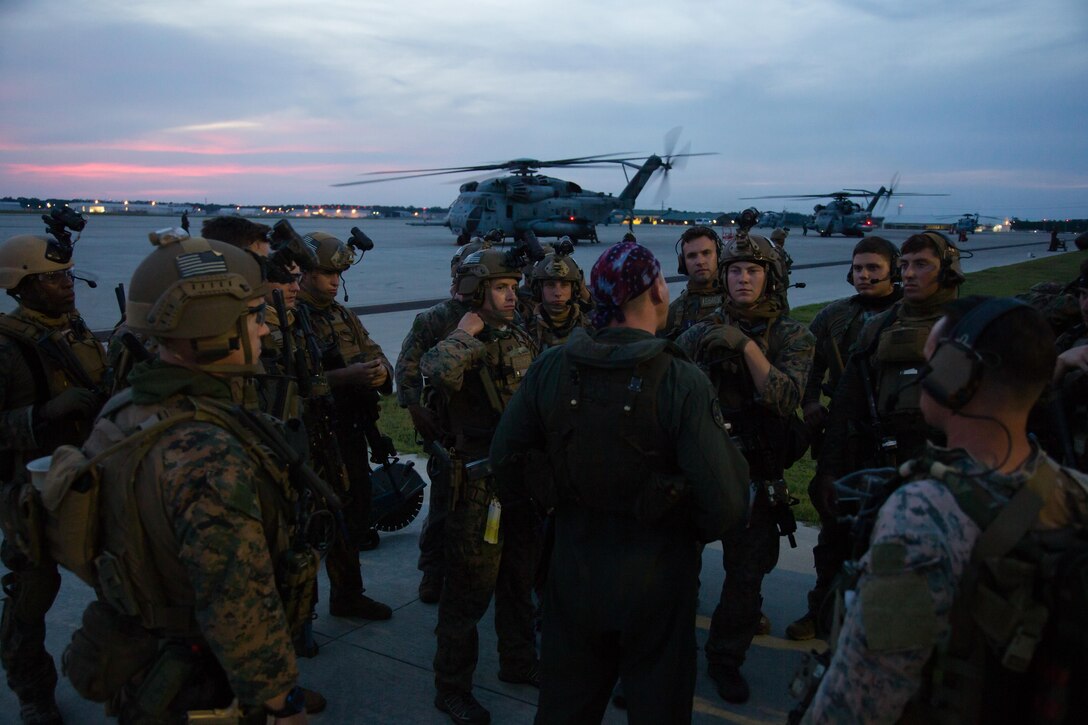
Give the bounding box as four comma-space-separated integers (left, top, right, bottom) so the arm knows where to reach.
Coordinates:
828, 453, 1088, 724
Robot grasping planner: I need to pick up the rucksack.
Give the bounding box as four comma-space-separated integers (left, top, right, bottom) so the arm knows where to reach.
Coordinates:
825, 453, 1088, 724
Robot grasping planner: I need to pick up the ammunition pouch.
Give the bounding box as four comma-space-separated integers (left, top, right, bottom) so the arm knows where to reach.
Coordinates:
62, 600, 159, 703
0, 475, 46, 567
39, 444, 101, 584
276, 547, 318, 646
456, 460, 494, 509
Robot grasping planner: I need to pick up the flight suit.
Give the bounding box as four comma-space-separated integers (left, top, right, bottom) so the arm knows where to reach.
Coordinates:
492, 326, 749, 723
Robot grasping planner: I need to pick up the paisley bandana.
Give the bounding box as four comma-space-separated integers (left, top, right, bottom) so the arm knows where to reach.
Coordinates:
590, 241, 661, 327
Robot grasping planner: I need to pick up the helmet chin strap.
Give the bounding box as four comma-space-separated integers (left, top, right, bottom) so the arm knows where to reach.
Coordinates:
188, 314, 263, 375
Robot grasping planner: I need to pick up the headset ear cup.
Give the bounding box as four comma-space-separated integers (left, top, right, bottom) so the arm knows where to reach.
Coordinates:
847, 268, 854, 285
678, 253, 686, 276
921, 341, 982, 410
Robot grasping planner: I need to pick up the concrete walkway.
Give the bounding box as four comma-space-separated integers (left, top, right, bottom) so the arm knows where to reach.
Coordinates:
2, 453, 823, 724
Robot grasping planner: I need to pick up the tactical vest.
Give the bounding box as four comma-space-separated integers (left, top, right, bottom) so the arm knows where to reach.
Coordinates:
830, 452, 1088, 724
531, 305, 584, 350
442, 327, 533, 458
0, 308, 107, 451
871, 309, 939, 426
301, 298, 374, 367
72, 392, 308, 639
544, 343, 681, 518
669, 287, 724, 338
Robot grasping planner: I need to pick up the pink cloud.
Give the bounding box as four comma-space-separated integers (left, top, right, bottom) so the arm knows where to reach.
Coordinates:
4, 161, 349, 179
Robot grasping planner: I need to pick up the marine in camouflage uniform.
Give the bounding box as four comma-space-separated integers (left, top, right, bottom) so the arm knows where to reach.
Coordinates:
788, 237, 903, 641
492, 241, 749, 724
395, 239, 486, 603
819, 232, 965, 482
421, 247, 539, 725
523, 247, 592, 350
297, 231, 393, 620
663, 225, 725, 340
676, 232, 814, 704
66, 233, 311, 722
804, 298, 1088, 724
0, 233, 107, 724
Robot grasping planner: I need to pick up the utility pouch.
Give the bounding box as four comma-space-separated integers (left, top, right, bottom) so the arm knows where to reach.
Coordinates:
0, 475, 45, 566
62, 600, 159, 703
135, 641, 199, 717
276, 547, 318, 644
95, 550, 141, 618
631, 472, 688, 522
40, 444, 102, 584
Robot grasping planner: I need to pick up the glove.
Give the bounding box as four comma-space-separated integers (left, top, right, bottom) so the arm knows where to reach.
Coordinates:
702, 324, 750, 354
803, 402, 828, 431
39, 387, 101, 422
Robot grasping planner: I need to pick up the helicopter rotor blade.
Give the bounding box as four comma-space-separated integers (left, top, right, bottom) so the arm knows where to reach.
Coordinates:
652, 172, 671, 206
663, 126, 683, 159
670, 141, 692, 171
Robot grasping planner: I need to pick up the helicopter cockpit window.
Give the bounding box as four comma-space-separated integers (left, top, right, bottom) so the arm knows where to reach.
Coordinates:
485, 197, 496, 211
566, 182, 582, 193
460, 181, 478, 192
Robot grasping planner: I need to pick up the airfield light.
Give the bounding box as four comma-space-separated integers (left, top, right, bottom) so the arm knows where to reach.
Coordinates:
569, 215, 575, 221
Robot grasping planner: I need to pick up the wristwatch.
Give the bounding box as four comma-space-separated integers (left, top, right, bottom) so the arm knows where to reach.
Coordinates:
265, 685, 306, 718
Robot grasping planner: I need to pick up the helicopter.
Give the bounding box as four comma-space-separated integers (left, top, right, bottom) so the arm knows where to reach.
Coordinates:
333, 128, 712, 243
743, 176, 947, 237
939, 212, 1001, 235
758, 208, 789, 228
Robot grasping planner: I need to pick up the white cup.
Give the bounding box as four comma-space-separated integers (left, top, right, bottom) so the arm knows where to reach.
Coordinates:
26, 456, 53, 491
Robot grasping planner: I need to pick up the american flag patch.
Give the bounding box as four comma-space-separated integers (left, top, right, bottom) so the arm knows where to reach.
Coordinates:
176, 250, 228, 278
302, 235, 320, 255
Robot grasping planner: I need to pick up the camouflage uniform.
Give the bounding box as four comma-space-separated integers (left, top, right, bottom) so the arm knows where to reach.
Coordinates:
663, 285, 725, 340
77, 361, 303, 720
524, 302, 591, 351
491, 326, 749, 723
801, 290, 901, 618
395, 298, 471, 580
803, 444, 1088, 724
420, 320, 540, 696
820, 294, 955, 479
0, 305, 106, 712
296, 290, 392, 605
677, 307, 814, 671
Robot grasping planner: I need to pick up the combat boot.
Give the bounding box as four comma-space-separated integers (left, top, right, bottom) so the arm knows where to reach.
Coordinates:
419, 572, 443, 604
786, 613, 816, 641
301, 687, 327, 714
435, 690, 491, 724
329, 592, 393, 620
708, 664, 750, 704
497, 661, 541, 688
19, 698, 62, 725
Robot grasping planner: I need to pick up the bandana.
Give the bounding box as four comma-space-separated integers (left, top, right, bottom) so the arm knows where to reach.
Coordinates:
590, 241, 661, 327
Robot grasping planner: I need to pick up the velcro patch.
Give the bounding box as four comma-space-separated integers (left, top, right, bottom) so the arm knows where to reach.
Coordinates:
860, 571, 938, 652
175, 251, 227, 278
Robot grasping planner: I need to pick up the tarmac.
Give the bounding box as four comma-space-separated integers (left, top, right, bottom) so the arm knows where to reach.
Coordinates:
1, 453, 824, 724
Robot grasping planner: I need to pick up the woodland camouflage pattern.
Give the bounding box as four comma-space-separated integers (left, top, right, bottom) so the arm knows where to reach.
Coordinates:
395, 298, 470, 407
677, 310, 814, 418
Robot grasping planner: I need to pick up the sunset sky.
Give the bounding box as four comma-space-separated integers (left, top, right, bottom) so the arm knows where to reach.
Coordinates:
1, 0, 1085, 218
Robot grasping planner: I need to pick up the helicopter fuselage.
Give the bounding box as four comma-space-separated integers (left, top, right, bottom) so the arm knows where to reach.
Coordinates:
811, 199, 882, 237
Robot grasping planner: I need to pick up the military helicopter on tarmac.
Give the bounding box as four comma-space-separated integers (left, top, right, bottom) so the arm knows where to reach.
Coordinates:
743, 175, 947, 237
758, 208, 789, 228
333, 128, 712, 243
939, 212, 1001, 236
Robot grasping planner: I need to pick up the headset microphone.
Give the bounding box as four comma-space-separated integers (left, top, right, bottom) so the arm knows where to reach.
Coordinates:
72, 274, 97, 289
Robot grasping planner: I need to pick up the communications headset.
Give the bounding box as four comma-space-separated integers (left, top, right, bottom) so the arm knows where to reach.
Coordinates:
916, 231, 965, 288
846, 236, 902, 286
676, 226, 723, 276
919, 297, 1029, 410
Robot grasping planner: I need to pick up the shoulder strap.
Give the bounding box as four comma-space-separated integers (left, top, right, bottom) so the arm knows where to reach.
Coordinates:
972, 460, 1061, 562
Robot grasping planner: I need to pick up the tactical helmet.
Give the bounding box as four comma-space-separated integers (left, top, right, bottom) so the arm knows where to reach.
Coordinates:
450, 236, 491, 278
126, 231, 266, 368
719, 233, 789, 298
303, 231, 354, 273
530, 251, 583, 302
0, 235, 74, 290
455, 248, 522, 305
